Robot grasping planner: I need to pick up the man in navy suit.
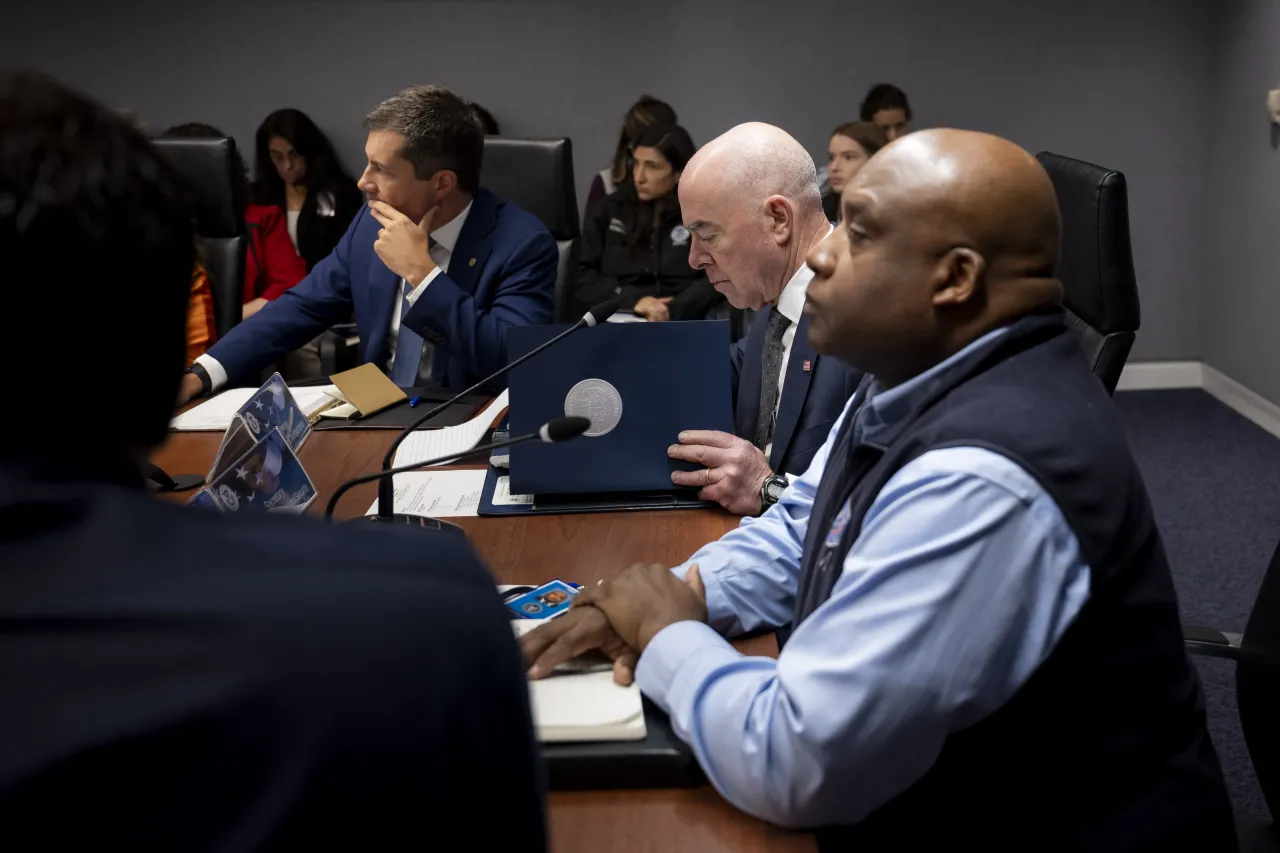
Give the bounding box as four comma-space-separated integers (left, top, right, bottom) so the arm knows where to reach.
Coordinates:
668, 123, 862, 515
2, 72, 546, 851
179, 84, 556, 403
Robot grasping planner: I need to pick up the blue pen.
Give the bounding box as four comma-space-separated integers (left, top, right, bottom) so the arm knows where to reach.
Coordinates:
409, 397, 421, 407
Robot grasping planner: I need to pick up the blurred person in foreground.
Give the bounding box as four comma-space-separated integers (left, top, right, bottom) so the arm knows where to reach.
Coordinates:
0, 71, 546, 853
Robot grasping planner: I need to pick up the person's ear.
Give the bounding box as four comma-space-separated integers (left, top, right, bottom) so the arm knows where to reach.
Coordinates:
763, 194, 794, 246
932, 247, 985, 307
433, 169, 459, 198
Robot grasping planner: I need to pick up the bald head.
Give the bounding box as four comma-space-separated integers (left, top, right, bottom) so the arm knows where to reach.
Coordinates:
858, 128, 1061, 282
679, 123, 831, 310
804, 128, 1064, 386
683, 122, 824, 216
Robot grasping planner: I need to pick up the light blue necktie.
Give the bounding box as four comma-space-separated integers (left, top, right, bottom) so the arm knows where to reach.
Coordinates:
389, 237, 437, 387
389, 279, 425, 387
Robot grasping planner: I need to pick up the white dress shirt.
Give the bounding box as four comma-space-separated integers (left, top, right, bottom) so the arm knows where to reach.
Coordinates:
386, 200, 471, 372
195, 201, 472, 391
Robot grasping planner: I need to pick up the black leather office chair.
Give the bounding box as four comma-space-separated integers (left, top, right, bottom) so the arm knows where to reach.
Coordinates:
1185, 538, 1280, 851
152, 136, 247, 340
481, 137, 580, 320
1036, 152, 1141, 395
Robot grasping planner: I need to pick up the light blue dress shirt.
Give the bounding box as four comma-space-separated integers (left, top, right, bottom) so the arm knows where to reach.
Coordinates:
635, 327, 1093, 829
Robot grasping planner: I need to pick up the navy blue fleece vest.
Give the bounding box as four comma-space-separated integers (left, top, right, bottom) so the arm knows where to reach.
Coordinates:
796, 314, 1235, 852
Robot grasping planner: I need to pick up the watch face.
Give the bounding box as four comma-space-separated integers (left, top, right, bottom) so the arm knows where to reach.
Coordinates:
764, 477, 786, 502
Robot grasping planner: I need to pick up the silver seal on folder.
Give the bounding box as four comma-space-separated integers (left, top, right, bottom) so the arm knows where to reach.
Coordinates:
564, 378, 623, 437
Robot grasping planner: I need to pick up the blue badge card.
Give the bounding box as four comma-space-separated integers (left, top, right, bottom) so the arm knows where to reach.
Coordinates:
186, 488, 220, 511
236, 372, 311, 452
504, 580, 580, 619
207, 427, 317, 514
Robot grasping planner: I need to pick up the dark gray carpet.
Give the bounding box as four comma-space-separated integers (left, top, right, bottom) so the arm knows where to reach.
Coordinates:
1115, 389, 1280, 821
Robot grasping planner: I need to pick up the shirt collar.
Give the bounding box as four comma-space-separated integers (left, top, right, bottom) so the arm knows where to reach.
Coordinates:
854, 325, 1013, 445
774, 225, 833, 324
429, 199, 472, 253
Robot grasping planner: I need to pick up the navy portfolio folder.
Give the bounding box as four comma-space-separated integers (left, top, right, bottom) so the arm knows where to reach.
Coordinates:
506, 321, 734, 496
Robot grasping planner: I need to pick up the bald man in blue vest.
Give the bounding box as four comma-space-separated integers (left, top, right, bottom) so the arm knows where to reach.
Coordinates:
521, 128, 1236, 851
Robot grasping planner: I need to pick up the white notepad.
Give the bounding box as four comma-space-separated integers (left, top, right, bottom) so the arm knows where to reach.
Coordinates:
511, 618, 647, 743
170, 385, 340, 430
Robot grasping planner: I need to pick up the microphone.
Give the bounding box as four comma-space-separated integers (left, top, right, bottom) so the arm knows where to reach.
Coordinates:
372, 297, 621, 520
328, 416, 591, 523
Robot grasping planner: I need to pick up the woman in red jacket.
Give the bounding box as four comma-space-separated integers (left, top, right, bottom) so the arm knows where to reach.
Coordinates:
242, 201, 306, 319
160, 124, 306, 320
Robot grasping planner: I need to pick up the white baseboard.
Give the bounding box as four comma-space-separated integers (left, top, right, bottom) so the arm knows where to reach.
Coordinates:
1115, 361, 1203, 391
1118, 360, 1280, 439
1201, 365, 1280, 440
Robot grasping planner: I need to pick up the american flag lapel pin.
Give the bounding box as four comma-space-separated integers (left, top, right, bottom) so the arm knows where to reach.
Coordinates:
803, 359, 812, 373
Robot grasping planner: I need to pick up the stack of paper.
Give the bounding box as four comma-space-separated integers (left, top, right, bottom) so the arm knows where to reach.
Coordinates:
511, 619, 647, 743
171, 386, 340, 431
392, 389, 509, 468
364, 469, 486, 518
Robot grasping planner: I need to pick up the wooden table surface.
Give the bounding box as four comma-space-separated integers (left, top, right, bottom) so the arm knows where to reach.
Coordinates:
153, 427, 816, 853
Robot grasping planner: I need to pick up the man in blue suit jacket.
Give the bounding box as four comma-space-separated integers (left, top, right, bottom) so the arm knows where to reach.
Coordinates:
4, 74, 547, 851
667, 123, 862, 516
180, 84, 556, 403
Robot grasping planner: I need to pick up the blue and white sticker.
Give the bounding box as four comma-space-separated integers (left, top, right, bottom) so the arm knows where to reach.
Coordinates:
670, 224, 690, 246
825, 499, 853, 548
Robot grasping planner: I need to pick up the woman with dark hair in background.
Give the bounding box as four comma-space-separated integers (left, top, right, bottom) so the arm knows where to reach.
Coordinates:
251, 108, 362, 272
584, 94, 677, 211
822, 121, 888, 221
161, 123, 306, 322
572, 124, 721, 323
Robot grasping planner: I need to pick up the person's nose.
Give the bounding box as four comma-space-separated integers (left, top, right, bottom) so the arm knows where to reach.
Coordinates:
806, 229, 839, 278
688, 236, 710, 270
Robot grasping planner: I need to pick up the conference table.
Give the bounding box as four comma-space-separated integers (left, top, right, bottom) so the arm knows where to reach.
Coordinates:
153, 423, 817, 853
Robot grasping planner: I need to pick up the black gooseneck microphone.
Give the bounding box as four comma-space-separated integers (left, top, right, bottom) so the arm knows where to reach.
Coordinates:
327, 416, 591, 522
370, 297, 621, 522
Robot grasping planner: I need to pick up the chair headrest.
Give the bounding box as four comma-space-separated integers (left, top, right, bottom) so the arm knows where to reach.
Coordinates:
481, 137, 580, 240
151, 136, 246, 238
1036, 152, 1140, 335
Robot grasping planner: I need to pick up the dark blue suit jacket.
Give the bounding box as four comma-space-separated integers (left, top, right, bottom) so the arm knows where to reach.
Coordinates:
206, 188, 557, 390
0, 456, 546, 851
731, 307, 863, 477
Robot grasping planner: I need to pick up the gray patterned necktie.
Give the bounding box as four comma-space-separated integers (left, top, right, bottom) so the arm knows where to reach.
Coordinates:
754, 310, 792, 450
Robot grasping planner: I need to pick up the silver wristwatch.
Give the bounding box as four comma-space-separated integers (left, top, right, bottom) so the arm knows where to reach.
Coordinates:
760, 473, 789, 508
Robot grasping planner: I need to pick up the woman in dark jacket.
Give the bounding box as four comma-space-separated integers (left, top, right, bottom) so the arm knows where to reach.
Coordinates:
251, 109, 363, 272
572, 124, 722, 322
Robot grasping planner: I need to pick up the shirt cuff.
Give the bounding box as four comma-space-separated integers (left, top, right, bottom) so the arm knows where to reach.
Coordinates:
405, 266, 443, 307
194, 353, 227, 392
671, 562, 738, 634
636, 620, 743, 719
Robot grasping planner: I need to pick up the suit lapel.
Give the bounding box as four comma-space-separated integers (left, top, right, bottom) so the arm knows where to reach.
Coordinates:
445, 189, 497, 297
768, 315, 817, 471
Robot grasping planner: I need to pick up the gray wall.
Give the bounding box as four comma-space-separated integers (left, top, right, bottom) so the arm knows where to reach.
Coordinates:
1202, 0, 1280, 404
2, 0, 1216, 361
